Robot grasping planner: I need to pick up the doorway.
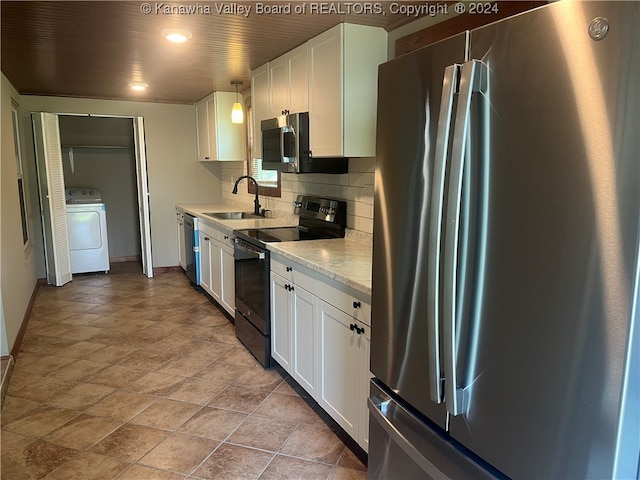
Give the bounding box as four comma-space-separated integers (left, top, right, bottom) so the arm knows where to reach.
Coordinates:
32, 112, 153, 286
59, 115, 141, 270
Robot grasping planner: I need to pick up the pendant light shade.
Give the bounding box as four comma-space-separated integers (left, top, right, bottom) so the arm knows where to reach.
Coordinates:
231, 80, 244, 124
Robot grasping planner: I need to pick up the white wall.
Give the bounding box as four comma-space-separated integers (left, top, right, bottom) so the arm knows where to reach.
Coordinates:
1, 73, 38, 355
18, 96, 222, 273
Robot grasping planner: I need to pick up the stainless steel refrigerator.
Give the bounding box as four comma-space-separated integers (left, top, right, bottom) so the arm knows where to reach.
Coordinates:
369, 2, 639, 478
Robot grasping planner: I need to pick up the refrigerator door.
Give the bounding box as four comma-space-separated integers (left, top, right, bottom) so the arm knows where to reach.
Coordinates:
368, 380, 495, 480
371, 32, 467, 430
447, 2, 640, 478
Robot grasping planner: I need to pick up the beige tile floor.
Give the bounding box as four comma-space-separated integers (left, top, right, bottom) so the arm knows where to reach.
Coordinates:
0, 264, 367, 480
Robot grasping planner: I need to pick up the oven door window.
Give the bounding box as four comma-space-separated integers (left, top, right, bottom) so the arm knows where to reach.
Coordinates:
234, 244, 267, 328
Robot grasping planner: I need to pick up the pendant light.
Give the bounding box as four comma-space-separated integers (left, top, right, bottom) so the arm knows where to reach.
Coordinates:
231, 80, 244, 124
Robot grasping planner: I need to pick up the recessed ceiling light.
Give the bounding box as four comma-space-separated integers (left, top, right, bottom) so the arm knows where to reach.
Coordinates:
161, 29, 192, 43
129, 82, 148, 91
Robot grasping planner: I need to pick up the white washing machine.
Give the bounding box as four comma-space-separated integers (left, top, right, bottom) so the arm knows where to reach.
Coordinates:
65, 188, 110, 274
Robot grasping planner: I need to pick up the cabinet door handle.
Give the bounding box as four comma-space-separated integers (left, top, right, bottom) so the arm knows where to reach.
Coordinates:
349, 323, 356, 331
353, 301, 361, 309
204, 237, 210, 241
356, 325, 364, 335
224, 235, 229, 240
286, 266, 292, 272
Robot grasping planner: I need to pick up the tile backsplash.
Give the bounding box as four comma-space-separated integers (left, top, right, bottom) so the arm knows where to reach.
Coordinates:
219, 158, 375, 234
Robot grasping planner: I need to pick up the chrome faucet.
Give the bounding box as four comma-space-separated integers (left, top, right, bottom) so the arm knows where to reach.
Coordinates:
232, 175, 263, 216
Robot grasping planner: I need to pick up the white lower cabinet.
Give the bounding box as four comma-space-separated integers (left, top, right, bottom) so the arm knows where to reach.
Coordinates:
219, 236, 235, 315
197, 221, 234, 316
271, 267, 318, 397
317, 299, 370, 450
198, 229, 212, 294
270, 254, 370, 451
176, 210, 186, 269
271, 272, 291, 370
291, 285, 317, 395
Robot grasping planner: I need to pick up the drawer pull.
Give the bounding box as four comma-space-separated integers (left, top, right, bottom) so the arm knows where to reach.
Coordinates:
286, 266, 293, 272
353, 301, 361, 309
349, 323, 364, 335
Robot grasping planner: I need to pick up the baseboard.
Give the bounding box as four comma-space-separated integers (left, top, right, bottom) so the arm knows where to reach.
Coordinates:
1, 355, 15, 408
110, 255, 141, 263
153, 265, 183, 275
10, 279, 44, 360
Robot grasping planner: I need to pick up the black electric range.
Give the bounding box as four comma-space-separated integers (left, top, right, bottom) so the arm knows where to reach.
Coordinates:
234, 195, 347, 247
233, 195, 347, 368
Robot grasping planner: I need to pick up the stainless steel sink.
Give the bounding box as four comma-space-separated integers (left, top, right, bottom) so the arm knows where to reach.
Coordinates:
203, 211, 262, 220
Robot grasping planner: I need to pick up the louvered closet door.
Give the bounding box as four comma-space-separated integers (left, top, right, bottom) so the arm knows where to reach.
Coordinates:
133, 116, 153, 278
32, 112, 72, 287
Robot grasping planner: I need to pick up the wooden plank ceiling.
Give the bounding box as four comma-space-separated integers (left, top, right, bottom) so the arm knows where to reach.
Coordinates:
1, 1, 417, 104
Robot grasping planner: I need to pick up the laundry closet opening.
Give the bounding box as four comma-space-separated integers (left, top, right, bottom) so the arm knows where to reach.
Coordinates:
60, 115, 142, 274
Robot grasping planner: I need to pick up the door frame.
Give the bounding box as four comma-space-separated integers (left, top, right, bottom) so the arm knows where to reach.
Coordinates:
33, 112, 153, 280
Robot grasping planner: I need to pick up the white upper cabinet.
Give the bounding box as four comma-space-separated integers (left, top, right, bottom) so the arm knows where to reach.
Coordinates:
251, 63, 270, 160
251, 23, 386, 160
196, 92, 246, 162
269, 43, 309, 117
308, 23, 387, 157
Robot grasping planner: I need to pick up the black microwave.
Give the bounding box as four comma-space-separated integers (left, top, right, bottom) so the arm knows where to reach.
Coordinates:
261, 112, 348, 174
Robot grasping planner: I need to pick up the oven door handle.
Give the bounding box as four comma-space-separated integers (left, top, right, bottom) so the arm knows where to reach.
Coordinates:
234, 238, 266, 260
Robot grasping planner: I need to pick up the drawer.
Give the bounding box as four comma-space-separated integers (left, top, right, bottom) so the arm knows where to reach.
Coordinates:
219, 227, 234, 248
198, 221, 219, 241
271, 255, 317, 293
317, 275, 371, 326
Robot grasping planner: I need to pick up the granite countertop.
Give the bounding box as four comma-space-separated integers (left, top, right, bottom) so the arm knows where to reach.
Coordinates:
176, 203, 297, 230
267, 238, 373, 296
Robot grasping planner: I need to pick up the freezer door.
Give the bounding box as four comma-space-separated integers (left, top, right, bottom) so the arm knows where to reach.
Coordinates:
447, 2, 640, 478
371, 32, 467, 430
368, 380, 495, 480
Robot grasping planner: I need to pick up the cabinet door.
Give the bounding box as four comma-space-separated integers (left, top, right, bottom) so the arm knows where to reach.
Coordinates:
251, 63, 270, 159
288, 43, 309, 114
317, 299, 359, 439
177, 212, 186, 269
209, 239, 222, 303
358, 322, 371, 451
291, 285, 317, 396
309, 24, 343, 157
219, 244, 235, 316
212, 92, 246, 161
269, 55, 288, 117
196, 98, 211, 161
271, 272, 291, 370
198, 231, 212, 294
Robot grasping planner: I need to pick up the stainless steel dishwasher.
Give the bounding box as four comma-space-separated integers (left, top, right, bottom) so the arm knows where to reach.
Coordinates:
183, 213, 197, 285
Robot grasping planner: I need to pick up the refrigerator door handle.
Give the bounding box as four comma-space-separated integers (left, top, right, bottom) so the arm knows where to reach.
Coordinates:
443, 59, 487, 416
427, 63, 461, 404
